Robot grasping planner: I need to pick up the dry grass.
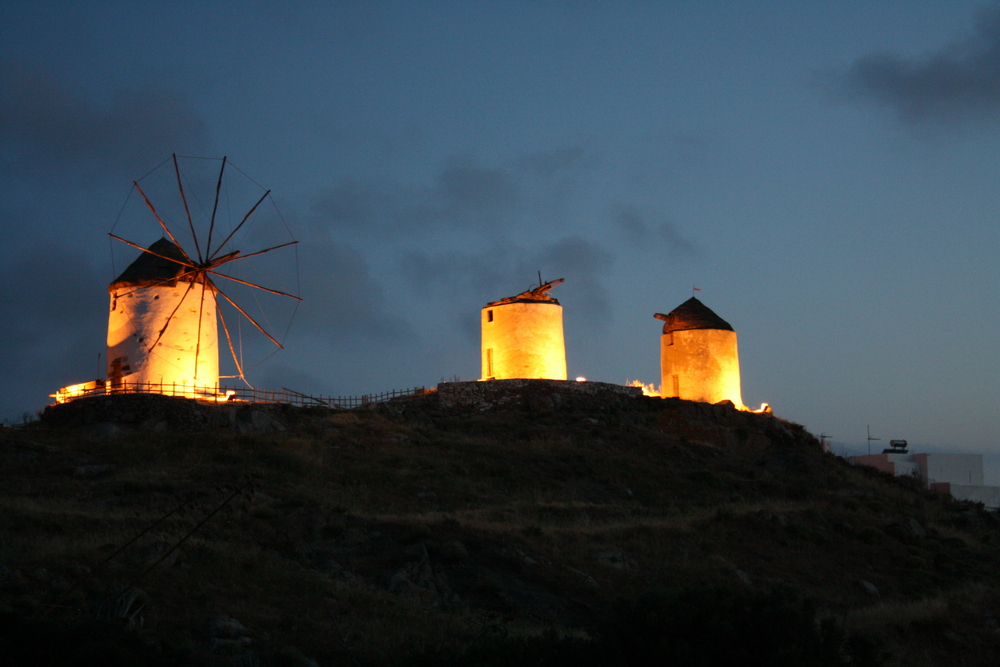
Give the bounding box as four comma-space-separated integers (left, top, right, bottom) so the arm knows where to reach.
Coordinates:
3, 399, 1000, 665
844, 597, 950, 633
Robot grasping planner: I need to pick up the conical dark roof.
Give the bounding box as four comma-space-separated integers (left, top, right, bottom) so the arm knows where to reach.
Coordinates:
109, 238, 199, 290
654, 297, 733, 334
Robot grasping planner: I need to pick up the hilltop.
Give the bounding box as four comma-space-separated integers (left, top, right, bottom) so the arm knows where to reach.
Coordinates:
2, 382, 999, 665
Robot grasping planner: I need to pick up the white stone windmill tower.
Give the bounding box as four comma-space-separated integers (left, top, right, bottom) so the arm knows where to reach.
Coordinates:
654, 297, 743, 407
106, 155, 300, 396
481, 278, 567, 380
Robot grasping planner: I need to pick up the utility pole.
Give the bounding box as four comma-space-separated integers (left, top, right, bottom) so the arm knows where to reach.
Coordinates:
819, 433, 831, 451
867, 425, 880, 456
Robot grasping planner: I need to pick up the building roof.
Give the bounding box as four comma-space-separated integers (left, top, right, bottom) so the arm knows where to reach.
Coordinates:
109, 238, 203, 290
485, 278, 564, 307
654, 297, 734, 334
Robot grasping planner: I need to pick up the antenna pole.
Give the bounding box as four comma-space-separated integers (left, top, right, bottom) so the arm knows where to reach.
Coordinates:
867, 425, 881, 456
538, 270, 542, 288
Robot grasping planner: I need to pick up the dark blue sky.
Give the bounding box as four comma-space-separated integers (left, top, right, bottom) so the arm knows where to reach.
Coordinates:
2, 1, 998, 474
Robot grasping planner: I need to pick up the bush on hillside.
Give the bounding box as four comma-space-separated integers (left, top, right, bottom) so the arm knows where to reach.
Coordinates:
397, 585, 888, 667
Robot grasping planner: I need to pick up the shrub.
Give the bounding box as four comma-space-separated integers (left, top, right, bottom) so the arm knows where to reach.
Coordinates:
395, 585, 888, 666
686, 470, 724, 489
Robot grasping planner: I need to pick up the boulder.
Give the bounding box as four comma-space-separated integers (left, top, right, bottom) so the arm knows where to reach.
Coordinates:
593, 550, 636, 570
857, 580, 880, 598
208, 615, 249, 639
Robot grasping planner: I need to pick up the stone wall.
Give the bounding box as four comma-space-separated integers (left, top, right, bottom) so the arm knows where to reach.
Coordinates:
41, 393, 286, 433
438, 379, 642, 413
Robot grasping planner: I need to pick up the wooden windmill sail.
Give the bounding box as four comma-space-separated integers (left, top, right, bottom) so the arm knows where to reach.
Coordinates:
107, 155, 300, 395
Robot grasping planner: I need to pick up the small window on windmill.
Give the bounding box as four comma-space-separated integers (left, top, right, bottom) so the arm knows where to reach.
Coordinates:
667, 332, 674, 346
672, 375, 679, 397
487, 309, 494, 322
486, 348, 494, 378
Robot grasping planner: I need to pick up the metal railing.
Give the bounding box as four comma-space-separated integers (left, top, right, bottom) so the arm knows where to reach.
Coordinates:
51, 380, 428, 409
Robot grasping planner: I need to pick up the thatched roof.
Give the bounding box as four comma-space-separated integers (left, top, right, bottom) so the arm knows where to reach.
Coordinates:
654, 297, 734, 334
109, 238, 203, 290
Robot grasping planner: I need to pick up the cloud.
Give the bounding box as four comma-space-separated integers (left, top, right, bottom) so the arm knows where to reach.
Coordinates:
401, 235, 615, 323
0, 241, 106, 418
309, 142, 595, 237
614, 204, 699, 255
0, 60, 210, 175
438, 158, 518, 210
514, 143, 598, 176
310, 179, 398, 233
527, 237, 614, 323
295, 230, 412, 341
837, 7, 1000, 123
0, 241, 103, 349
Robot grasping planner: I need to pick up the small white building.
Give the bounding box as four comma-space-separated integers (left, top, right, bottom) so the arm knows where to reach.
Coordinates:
850, 448, 1000, 510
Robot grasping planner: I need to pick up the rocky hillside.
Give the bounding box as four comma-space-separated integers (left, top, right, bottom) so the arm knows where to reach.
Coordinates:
2, 382, 999, 665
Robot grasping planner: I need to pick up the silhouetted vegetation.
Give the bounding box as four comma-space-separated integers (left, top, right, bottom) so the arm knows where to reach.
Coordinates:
400, 585, 889, 667
2, 391, 999, 665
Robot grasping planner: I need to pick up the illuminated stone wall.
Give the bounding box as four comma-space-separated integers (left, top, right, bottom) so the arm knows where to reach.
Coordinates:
481, 301, 567, 380
660, 328, 743, 407
106, 282, 220, 392
440, 378, 639, 412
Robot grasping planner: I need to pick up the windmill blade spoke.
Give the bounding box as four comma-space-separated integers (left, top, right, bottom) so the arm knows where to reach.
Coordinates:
209, 271, 303, 300
108, 234, 197, 269
132, 181, 195, 264
173, 154, 203, 263
212, 240, 299, 266
211, 250, 241, 265
215, 285, 284, 349
206, 156, 227, 260
217, 305, 246, 381
146, 279, 198, 352
193, 281, 208, 381
208, 189, 270, 262
111, 266, 205, 299
113, 155, 298, 391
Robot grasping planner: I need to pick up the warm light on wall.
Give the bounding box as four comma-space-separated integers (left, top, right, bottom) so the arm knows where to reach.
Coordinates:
50, 379, 104, 404
660, 328, 744, 407
654, 298, 748, 409
107, 283, 220, 391
627, 379, 660, 397
106, 239, 221, 395
49, 380, 238, 404
481, 280, 567, 381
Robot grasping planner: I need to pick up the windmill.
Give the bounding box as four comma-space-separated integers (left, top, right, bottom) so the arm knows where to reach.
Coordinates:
106, 155, 300, 396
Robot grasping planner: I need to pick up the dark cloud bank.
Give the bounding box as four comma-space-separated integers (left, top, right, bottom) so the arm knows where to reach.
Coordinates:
0, 242, 106, 419
0, 60, 210, 175
839, 6, 1000, 123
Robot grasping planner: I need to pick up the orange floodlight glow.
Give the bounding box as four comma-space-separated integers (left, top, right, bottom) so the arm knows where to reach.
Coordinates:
627, 380, 660, 397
